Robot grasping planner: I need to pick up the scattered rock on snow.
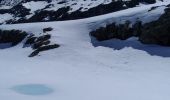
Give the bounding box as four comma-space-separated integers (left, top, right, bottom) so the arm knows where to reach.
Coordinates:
29, 44, 60, 57
35, 34, 51, 42
43, 27, 53, 33
23, 34, 60, 57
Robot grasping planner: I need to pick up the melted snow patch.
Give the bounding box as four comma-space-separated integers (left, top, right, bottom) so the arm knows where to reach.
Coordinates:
11, 84, 54, 95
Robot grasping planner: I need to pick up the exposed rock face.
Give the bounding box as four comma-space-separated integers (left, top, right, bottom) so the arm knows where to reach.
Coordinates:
24, 35, 36, 46
24, 34, 60, 57
31, 34, 51, 49
43, 27, 53, 33
32, 40, 50, 49
90, 21, 141, 41
29, 44, 59, 57
90, 5, 170, 46
0, 29, 27, 46
139, 7, 170, 46
0, 0, 157, 24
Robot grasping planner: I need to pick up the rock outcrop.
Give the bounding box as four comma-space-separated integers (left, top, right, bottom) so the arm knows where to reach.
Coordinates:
0, 28, 59, 57
0, 0, 157, 24
0, 29, 27, 46
90, 5, 170, 46
25, 34, 60, 57
139, 6, 170, 46
90, 21, 141, 41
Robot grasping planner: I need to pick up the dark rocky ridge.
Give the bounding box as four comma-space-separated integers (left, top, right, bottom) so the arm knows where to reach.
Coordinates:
0, 0, 157, 24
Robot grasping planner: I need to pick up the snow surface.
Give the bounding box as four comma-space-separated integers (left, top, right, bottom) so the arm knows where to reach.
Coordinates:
0, 13, 13, 24
23, 1, 47, 13
0, 5, 12, 9
0, 1, 170, 100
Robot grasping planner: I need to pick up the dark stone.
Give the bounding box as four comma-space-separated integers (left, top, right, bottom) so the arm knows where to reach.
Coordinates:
28, 50, 39, 57
140, 0, 156, 4
139, 7, 170, 46
32, 40, 50, 49
116, 21, 134, 40
2, 0, 157, 24
0, 29, 28, 46
43, 27, 53, 33
36, 34, 51, 42
25, 35, 36, 45
148, 6, 159, 12
133, 20, 142, 36
90, 21, 134, 41
11, 4, 31, 17
167, 4, 170, 7
29, 44, 59, 57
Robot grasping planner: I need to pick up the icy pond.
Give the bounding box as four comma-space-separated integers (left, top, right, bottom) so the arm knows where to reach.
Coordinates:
11, 84, 54, 95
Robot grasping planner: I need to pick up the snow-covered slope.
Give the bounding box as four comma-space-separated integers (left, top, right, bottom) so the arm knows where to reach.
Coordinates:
0, 0, 22, 6
0, 0, 165, 24
1, 1, 170, 100
0, 0, 22, 9
0, 0, 159, 10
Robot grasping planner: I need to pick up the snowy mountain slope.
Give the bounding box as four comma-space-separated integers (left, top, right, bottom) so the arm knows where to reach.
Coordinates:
0, 0, 22, 6
0, 0, 160, 10
1, 1, 170, 100
0, 0, 166, 24
1, 1, 170, 54
0, 0, 22, 9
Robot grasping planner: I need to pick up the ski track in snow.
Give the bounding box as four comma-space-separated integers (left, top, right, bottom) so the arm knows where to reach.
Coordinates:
0, 1, 170, 100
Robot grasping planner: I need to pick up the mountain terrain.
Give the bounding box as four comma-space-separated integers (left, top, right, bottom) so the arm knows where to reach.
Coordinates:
0, 0, 170, 100
0, 0, 166, 24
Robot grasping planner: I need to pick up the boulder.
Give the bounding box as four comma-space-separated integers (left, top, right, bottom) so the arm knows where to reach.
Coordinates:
116, 21, 133, 40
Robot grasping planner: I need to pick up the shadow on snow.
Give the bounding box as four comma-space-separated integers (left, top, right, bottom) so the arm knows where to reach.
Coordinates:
91, 36, 170, 57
